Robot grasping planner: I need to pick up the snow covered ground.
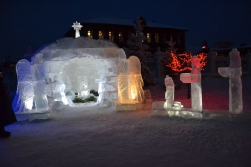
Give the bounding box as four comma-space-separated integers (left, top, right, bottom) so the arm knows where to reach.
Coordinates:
1, 76, 251, 167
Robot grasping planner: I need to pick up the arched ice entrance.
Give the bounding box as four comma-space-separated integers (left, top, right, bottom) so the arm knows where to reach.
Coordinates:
13, 37, 127, 114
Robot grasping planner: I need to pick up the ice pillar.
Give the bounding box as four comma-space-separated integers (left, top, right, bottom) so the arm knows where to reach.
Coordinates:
118, 56, 144, 104
218, 48, 242, 114
180, 56, 202, 112
15, 59, 34, 113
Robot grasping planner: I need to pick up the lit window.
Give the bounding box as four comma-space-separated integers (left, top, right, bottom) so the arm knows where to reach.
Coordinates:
155, 33, 159, 43
87, 30, 92, 39
109, 31, 114, 41
119, 32, 123, 42
98, 31, 104, 39
147, 33, 151, 43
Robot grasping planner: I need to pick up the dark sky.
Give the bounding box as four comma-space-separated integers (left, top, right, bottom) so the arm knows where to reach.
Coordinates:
1, 0, 251, 58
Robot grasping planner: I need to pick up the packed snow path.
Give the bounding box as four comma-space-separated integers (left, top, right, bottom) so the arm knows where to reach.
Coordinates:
1, 105, 251, 167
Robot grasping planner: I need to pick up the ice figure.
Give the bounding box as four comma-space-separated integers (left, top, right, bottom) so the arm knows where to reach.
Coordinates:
15, 59, 34, 113
46, 76, 68, 105
32, 53, 48, 112
180, 56, 202, 112
72, 21, 82, 38
118, 56, 144, 104
164, 75, 174, 109
218, 48, 242, 114
76, 68, 90, 98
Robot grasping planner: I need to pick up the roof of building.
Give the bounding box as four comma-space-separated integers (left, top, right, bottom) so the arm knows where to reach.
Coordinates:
79, 17, 188, 31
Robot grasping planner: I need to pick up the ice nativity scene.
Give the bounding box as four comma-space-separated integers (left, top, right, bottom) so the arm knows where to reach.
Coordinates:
8, 20, 246, 121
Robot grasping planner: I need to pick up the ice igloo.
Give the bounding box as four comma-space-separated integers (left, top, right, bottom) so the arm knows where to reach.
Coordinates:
13, 37, 144, 114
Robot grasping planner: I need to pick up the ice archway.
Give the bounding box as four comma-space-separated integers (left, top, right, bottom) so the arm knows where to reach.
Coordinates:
13, 37, 129, 113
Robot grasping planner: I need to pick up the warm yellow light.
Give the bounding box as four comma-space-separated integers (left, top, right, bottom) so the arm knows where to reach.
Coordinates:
131, 86, 137, 100
131, 92, 136, 100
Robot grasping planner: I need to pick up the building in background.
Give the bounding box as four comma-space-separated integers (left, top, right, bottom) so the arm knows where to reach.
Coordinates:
64, 17, 188, 54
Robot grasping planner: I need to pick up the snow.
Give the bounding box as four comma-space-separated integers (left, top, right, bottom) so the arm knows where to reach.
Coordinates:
1, 76, 251, 167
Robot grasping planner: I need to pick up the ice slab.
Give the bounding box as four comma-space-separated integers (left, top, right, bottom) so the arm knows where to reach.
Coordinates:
115, 101, 143, 111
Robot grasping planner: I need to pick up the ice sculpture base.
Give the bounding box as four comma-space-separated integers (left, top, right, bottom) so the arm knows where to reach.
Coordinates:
115, 101, 143, 111
152, 101, 251, 121
16, 112, 51, 122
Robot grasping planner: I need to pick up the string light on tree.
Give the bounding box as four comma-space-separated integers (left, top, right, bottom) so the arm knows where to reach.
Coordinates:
166, 53, 207, 72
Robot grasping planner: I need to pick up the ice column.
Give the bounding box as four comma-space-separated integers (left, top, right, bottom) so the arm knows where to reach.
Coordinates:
32, 53, 48, 112
15, 59, 34, 113
118, 56, 144, 104
180, 56, 202, 112
128, 56, 144, 103
164, 75, 174, 109
218, 48, 242, 114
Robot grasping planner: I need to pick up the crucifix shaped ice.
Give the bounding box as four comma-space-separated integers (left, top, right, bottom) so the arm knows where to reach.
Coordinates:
180, 56, 202, 112
218, 48, 243, 114
72, 21, 82, 38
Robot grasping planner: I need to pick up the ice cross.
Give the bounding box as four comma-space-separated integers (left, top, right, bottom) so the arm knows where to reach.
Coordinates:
218, 48, 243, 114
180, 56, 202, 112
72, 21, 82, 38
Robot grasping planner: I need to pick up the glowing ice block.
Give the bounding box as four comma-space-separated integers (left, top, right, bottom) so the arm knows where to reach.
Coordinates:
218, 48, 242, 114
118, 56, 144, 104
15, 59, 34, 113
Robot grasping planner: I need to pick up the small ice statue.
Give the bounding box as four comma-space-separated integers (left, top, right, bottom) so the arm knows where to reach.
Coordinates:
46, 76, 68, 105
180, 56, 202, 112
164, 75, 174, 109
218, 48, 242, 114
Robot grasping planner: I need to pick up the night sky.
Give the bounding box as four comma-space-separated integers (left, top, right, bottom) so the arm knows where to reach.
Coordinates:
1, 0, 251, 58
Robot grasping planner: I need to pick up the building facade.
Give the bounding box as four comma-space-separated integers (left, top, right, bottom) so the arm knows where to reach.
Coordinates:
65, 17, 188, 54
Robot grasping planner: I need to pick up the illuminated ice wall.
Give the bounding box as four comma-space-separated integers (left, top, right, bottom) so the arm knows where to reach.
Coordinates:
13, 37, 132, 113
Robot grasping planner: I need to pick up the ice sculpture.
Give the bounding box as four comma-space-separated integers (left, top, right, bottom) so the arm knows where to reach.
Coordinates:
32, 53, 48, 112
180, 56, 202, 112
46, 76, 68, 105
72, 21, 82, 38
15, 59, 34, 113
76, 68, 90, 98
118, 56, 144, 104
13, 36, 132, 112
164, 75, 174, 109
218, 48, 242, 114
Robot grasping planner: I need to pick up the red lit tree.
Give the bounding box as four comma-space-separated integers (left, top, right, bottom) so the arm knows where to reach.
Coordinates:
165, 39, 207, 73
